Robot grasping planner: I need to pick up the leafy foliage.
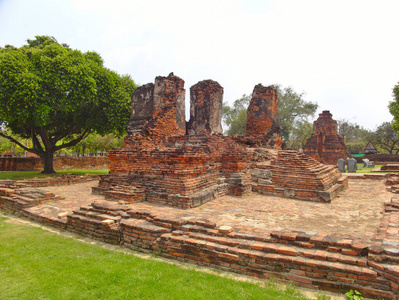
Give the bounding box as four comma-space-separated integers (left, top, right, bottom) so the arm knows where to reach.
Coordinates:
222, 94, 250, 136
371, 121, 399, 154
337, 119, 371, 154
68, 133, 124, 157
389, 82, 399, 132
345, 289, 363, 300
0, 36, 136, 172
222, 85, 318, 149
287, 120, 313, 149
273, 85, 318, 144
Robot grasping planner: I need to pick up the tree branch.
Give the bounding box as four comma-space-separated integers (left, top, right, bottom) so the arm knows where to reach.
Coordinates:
54, 129, 90, 151
31, 128, 44, 154
51, 123, 79, 142
0, 132, 39, 155
39, 126, 52, 151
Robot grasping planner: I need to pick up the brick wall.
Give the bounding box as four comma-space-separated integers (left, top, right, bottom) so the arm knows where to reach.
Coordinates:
353, 154, 399, 164
0, 156, 109, 171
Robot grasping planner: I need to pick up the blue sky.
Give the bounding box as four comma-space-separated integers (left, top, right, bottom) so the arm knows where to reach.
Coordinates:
1, 0, 398, 130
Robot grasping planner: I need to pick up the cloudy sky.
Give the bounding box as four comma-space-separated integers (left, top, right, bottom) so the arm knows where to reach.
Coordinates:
1, 0, 398, 130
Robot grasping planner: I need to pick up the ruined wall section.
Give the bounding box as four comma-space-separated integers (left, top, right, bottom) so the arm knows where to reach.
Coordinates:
243, 84, 283, 148
124, 73, 186, 147
303, 111, 347, 165
104, 134, 249, 208
104, 74, 346, 208
245, 84, 278, 135
152, 73, 186, 134
125, 83, 154, 135
187, 80, 223, 135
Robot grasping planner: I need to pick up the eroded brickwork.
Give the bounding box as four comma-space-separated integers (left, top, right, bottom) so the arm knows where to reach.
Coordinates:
251, 150, 347, 202
187, 80, 223, 135
303, 110, 347, 165
125, 73, 186, 144
244, 84, 283, 148
0, 157, 109, 172
101, 74, 345, 208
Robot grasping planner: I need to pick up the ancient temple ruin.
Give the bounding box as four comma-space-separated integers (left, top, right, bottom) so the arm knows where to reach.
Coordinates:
94, 74, 347, 208
303, 110, 348, 165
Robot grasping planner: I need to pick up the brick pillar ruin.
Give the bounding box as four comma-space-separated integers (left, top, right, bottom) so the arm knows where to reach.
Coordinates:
244, 84, 283, 148
186, 80, 223, 135
101, 74, 347, 209
125, 72, 186, 140
303, 110, 347, 165
125, 83, 154, 135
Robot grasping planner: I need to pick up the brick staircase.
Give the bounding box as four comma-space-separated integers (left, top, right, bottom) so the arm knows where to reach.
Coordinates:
252, 150, 348, 202
0, 186, 63, 211
64, 201, 397, 299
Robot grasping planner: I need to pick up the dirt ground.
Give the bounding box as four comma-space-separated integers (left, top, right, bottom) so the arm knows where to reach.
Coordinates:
40, 178, 390, 240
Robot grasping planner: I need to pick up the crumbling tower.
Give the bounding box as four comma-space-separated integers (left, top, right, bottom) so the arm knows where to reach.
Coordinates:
125, 72, 186, 141
187, 80, 223, 135
96, 74, 346, 208
244, 84, 283, 148
303, 110, 347, 165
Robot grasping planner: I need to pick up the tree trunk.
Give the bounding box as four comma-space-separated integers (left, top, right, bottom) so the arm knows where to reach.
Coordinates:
40, 151, 56, 174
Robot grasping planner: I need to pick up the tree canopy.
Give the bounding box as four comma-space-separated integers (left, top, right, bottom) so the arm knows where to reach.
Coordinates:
0, 36, 137, 173
389, 82, 399, 132
222, 85, 318, 148
371, 121, 399, 154
337, 119, 371, 154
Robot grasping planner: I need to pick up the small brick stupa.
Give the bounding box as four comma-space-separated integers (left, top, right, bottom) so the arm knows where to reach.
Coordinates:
303, 110, 347, 165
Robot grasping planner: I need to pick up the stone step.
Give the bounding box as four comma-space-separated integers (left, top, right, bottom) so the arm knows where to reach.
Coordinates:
72, 208, 121, 223
177, 231, 368, 267
318, 182, 346, 202
120, 218, 172, 250
120, 218, 172, 234
158, 233, 376, 280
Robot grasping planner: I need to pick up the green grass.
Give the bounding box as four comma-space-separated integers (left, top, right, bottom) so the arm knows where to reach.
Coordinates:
0, 216, 312, 300
0, 169, 109, 180
355, 164, 383, 173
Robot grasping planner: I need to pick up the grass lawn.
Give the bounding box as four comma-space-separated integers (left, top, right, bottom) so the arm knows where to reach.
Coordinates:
354, 164, 383, 173
0, 169, 109, 180
0, 216, 316, 300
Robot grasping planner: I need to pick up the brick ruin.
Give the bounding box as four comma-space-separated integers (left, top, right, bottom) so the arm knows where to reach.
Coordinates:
94, 73, 347, 207
1, 175, 399, 298
303, 110, 348, 165
5, 74, 399, 298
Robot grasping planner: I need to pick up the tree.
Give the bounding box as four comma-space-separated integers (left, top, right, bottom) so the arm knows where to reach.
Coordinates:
337, 119, 371, 154
287, 121, 313, 150
389, 82, 399, 132
274, 85, 318, 144
222, 85, 318, 148
68, 133, 124, 157
222, 94, 250, 135
371, 121, 399, 154
0, 36, 136, 173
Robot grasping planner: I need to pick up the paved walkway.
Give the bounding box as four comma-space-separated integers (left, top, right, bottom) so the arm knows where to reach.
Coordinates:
39, 179, 390, 240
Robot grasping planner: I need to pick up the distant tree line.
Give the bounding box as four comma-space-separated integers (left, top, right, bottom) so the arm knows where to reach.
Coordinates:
0, 133, 124, 157
223, 85, 399, 155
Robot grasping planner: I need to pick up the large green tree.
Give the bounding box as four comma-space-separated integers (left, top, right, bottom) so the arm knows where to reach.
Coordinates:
222, 85, 318, 148
0, 36, 136, 173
